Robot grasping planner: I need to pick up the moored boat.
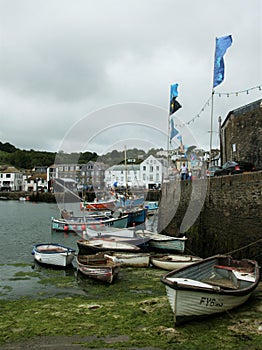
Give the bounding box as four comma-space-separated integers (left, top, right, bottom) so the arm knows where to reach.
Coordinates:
137, 230, 187, 253
114, 207, 148, 228
150, 254, 203, 270
115, 195, 145, 209
76, 253, 121, 283
145, 201, 159, 216
51, 214, 128, 232
77, 238, 141, 255
82, 226, 151, 251
161, 254, 260, 326
80, 198, 116, 211
105, 252, 150, 268
31, 243, 76, 267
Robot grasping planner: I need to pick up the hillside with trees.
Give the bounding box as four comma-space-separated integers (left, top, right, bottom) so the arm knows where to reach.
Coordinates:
0, 141, 167, 170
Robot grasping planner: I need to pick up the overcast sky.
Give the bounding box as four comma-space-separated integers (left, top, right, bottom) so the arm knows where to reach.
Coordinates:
0, 0, 261, 155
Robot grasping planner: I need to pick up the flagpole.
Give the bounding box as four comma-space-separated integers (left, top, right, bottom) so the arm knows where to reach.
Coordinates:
209, 89, 215, 165
167, 85, 171, 175
210, 35, 232, 165
210, 37, 217, 166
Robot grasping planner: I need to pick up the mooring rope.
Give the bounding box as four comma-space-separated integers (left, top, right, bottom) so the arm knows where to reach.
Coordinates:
225, 238, 262, 256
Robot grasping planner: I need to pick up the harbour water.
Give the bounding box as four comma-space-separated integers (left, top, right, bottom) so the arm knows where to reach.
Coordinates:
0, 199, 157, 300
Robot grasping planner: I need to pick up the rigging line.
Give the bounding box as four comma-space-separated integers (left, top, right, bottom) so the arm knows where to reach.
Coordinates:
174, 84, 261, 128
214, 84, 262, 96
225, 238, 262, 256
174, 94, 212, 128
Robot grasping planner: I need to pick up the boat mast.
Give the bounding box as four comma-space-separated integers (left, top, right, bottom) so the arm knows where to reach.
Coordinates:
124, 145, 128, 196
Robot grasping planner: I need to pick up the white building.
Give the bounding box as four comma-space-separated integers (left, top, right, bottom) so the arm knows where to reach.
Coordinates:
140, 155, 168, 189
0, 166, 23, 191
105, 163, 141, 188
24, 174, 48, 192
105, 155, 168, 190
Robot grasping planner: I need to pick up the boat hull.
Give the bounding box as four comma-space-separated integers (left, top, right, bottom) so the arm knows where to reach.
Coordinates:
138, 232, 187, 253
80, 199, 116, 211
161, 255, 260, 325
32, 243, 76, 267
150, 254, 203, 270
76, 255, 121, 283
165, 285, 252, 325
51, 215, 128, 232
77, 239, 141, 255
106, 252, 150, 267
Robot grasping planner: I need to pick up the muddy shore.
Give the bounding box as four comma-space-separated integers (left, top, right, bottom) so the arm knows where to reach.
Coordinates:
0, 269, 261, 350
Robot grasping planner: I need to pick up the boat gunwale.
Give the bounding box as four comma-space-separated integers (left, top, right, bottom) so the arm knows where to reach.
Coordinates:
161, 254, 260, 296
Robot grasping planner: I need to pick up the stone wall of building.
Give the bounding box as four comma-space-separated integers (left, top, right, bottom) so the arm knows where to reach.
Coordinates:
222, 99, 262, 167
158, 171, 262, 265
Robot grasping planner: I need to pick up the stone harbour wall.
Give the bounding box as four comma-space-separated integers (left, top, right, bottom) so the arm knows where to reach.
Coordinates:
158, 171, 262, 265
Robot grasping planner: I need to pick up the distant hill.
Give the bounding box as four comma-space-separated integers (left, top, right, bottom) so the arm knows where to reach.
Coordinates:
0, 141, 166, 169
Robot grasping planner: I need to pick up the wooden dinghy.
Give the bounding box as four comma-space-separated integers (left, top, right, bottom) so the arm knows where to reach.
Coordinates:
76, 253, 121, 283
161, 254, 260, 326
150, 254, 203, 270
31, 243, 76, 267
105, 252, 150, 268
77, 238, 141, 255
137, 230, 187, 253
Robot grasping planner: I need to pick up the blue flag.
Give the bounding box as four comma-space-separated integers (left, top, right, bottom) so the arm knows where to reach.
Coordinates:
213, 35, 233, 88
177, 134, 183, 143
170, 83, 179, 100
170, 117, 179, 140
170, 83, 182, 115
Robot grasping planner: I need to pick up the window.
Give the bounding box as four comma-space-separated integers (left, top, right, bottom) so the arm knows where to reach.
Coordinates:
150, 166, 153, 172
143, 166, 146, 171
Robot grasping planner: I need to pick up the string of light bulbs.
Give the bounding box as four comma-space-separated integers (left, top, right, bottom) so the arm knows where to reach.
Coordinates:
174, 84, 262, 128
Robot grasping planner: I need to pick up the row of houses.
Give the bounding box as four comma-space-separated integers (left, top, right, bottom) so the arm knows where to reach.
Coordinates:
0, 155, 169, 192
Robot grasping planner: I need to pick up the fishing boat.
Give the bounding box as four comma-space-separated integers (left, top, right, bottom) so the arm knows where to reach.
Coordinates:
80, 198, 116, 211
115, 195, 145, 209
124, 207, 148, 227
137, 230, 187, 253
105, 252, 150, 268
51, 214, 128, 232
77, 238, 141, 255
76, 253, 121, 283
31, 243, 76, 267
150, 254, 203, 270
113, 207, 148, 228
145, 201, 159, 216
161, 254, 260, 326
